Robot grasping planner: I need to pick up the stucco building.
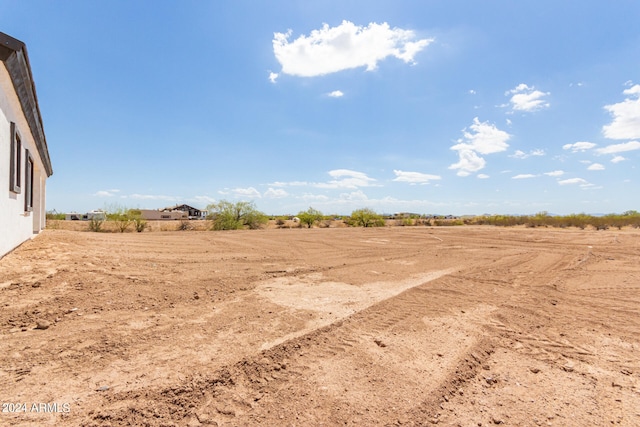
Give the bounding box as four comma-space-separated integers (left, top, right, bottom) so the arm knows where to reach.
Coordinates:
1, 32, 53, 258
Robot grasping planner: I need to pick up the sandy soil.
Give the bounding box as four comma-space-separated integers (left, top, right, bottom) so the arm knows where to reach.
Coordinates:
0, 226, 639, 426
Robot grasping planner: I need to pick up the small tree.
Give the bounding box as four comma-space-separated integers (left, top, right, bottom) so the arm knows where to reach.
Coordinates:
297, 207, 324, 228
104, 205, 131, 233
206, 200, 268, 230
128, 209, 147, 232
88, 216, 104, 232
112, 212, 132, 232
349, 208, 385, 227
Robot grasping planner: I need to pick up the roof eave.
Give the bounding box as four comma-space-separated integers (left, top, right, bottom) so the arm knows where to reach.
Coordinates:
1, 32, 53, 177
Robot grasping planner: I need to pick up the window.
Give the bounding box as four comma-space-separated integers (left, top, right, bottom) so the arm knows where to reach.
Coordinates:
24, 149, 34, 212
9, 122, 21, 193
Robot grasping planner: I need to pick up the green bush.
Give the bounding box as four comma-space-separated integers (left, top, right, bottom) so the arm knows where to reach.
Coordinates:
297, 207, 324, 228
128, 209, 147, 232
88, 217, 104, 232
206, 200, 268, 230
348, 208, 385, 227
46, 211, 65, 220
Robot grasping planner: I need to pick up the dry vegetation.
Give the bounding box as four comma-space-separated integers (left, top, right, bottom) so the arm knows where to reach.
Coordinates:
47, 209, 640, 233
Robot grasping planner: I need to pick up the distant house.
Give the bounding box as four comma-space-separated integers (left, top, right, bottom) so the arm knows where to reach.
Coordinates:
163, 204, 207, 219
65, 210, 106, 221
1, 32, 53, 258
139, 209, 187, 221
392, 212, 421, 220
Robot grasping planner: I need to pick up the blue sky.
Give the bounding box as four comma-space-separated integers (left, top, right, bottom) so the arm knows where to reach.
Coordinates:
2, 1, 639, 215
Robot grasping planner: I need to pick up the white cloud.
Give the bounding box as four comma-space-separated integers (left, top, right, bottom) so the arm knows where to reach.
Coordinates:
510, 149, 545, 159
272, 20, 433, 77
558, 178, 590, 186
224, 187, 262, 199
477, 174, 490, 179
191, 195, 217, 205
339, 190, 369, 201
595, 141, 640, 154
269, 181, 309, 187
268, 72, 279, 83
392, 170, 441, 184
611, 155, 626, 163
449, 118, 510, 176
452, 117, 511, 155
316, 169, 377, 189
94, 189, 120, 197
125, 194, 179, 201
268, 170, 376, 191
544, 170, 565, 177
562, 141, 597, 152
449, 147, 486, 177
506, 83, 550, 112
602, 84, 640, 139
512, 174, 537, 179
301, 193, 330, 202
263, 188, 289, 198
587, 163, 605, 171
328, 90, 344, 98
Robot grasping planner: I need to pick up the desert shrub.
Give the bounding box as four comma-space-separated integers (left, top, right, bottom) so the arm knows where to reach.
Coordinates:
123, 209, 148, 233
104, 205, 133, 233
348, 208, 385, 227
401, 217, 414, 226
433, 219, 463, 226
177, 220, 192, 231
46, 211, 65, 220
108, 213, 131, 233
115, 216, 132, 232
206, 200, 268, 230
297, 207, 324, 228
525, 212, 550, 228
623, 210, 640, 228
562, 213, 589, 229
603, 214, 626, 230
88, 217, 104, 232
133, 218, 147, 232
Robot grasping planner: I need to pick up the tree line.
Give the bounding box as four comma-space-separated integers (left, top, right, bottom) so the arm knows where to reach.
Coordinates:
47, 203, 640, 232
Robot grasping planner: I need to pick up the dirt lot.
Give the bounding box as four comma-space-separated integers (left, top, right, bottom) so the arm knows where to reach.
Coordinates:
1, 226, 639, 426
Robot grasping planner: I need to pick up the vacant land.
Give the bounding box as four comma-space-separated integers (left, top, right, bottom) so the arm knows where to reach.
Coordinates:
1, 227, 639, 426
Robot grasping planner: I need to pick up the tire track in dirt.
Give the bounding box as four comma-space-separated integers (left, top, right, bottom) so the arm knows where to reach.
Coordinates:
80, 265, 504, 426
255, 268, 456, 350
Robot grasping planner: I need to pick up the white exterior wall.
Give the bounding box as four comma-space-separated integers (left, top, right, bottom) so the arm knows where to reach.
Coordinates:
0, 63, 48, 258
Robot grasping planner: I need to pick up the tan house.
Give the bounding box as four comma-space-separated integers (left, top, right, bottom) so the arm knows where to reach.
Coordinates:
163, 204, 207, 219
1, 32, 52, 258
139, 209, 187, 221
139, 204, 206, 221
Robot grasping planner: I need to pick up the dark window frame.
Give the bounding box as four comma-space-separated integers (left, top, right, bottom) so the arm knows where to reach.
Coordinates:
24, 149, 34, 212
9, 122, 21, 193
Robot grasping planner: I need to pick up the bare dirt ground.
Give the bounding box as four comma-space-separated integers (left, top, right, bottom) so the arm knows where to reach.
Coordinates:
1, 226, 639, 426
